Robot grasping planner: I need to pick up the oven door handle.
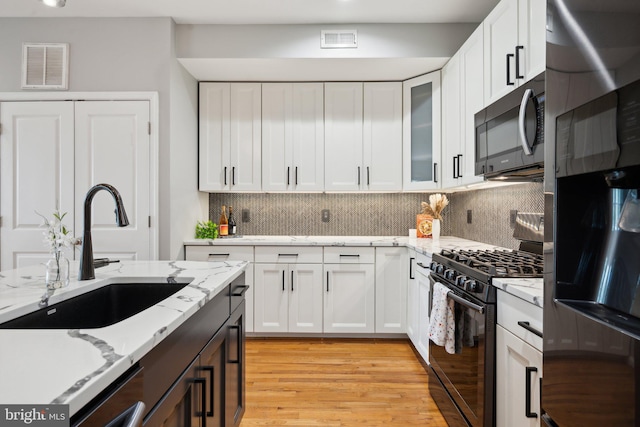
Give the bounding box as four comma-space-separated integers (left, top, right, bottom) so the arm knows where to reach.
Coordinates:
447, 291, 485, 314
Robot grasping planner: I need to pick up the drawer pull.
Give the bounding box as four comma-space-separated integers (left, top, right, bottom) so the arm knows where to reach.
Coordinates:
278, 254, 299, 257
525, 366, 538, 418
339, 254, 360, 258
208, 253, 230, 257
518, 321, 543, 338
231, 285, 249, 297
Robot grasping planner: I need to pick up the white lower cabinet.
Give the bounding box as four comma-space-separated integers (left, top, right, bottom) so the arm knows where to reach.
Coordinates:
184, 245, 255, 333
254, 247, 323, 333
496, 290, 543, 427
375, 247, 407, 333
415, 254, 432, 362
323, 247, 375, 333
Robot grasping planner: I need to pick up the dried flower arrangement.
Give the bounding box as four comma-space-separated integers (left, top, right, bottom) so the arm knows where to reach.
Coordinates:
421, 193, 449, 221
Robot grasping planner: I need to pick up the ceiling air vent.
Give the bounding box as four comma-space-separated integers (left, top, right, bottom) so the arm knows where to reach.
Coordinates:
321, 30, 358, 49
21, 43, 69, 90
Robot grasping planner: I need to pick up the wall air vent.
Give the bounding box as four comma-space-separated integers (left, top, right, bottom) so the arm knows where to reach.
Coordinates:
321, 30, 358, 49
21, 43, 69, 90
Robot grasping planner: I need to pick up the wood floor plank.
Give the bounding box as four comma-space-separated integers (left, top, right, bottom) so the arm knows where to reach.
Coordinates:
240, 338, 448, 427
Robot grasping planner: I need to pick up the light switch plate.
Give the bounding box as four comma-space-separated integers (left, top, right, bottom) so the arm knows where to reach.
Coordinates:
242, 209, 250, 223
322, 209, 330, 222
467, 210, 472, 224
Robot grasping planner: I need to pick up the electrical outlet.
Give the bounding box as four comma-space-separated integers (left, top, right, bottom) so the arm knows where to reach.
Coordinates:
467, 210, 472, 224
510, 209, 518, 227
321, 209, 330, 222
242, 209, 250, 223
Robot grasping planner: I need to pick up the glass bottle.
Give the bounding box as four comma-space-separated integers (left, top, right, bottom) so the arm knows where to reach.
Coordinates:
228, 206, 237, 236
219, 205, 229, 236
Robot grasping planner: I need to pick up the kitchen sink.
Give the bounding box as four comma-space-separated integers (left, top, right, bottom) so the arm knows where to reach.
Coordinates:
0, 278, 194, 329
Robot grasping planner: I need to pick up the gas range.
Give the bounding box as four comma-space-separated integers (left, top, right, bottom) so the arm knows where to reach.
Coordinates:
429, 248, 544, 303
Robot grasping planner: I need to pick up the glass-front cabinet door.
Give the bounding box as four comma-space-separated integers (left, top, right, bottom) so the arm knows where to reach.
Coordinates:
403, 71, 441, 191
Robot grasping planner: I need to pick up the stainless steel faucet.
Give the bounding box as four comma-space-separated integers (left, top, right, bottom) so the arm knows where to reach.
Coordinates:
79, 183, 129, 280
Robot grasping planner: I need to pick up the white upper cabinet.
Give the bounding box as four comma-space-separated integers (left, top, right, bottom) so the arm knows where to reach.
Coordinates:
402, 71, 442, 191
442, 24, 485, 189
199, 82, 261, 192
262, 83, 324, 192
363, 82, 403, 191
324, 82, 364, 191
325, 82, 402, 192
484, 0, 546, 105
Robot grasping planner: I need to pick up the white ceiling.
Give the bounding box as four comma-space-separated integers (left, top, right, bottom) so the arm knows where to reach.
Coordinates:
0, 0, 499, 25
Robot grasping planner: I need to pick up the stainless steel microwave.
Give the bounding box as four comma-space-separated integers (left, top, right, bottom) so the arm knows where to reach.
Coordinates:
475, 72, 545, 181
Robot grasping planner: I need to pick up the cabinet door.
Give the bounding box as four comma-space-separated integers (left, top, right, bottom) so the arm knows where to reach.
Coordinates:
289, 264, 323, 333
375, 247, 407, 333
324, 264, 375, 333
254, 263, 288, 332
74, 100, 151, 262
324, 82, 363, 191
484, 0, 519, 105
459, 25, 486, 186
441, 54, 463, 189
402, 71, 441, 191
199, 331, 226, 427
407, 252, 419, 346
292, 83, 324, 191
226, 303, 245, 427
518, 0, 546, 81
262, 83, 293, 191
416, 267, 431, 362
0, 101, 75, 270
363, 82, 403, 191
496, 325, 542, 427
230, 83, 261, 191
199, 83, 231, 191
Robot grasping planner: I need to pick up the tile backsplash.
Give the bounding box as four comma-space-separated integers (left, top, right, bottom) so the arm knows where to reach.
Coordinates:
209, 182, 543, 249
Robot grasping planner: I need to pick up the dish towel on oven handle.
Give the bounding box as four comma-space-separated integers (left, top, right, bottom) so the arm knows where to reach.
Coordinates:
429, 282, 456, 354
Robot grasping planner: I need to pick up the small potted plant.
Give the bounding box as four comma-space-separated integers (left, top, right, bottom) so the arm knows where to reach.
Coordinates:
195, 220, 219, 240
38, 210, 77, 289
418, 194, 449, 239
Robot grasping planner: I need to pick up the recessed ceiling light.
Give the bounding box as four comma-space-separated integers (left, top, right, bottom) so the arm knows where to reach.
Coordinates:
41, 0, 66, 7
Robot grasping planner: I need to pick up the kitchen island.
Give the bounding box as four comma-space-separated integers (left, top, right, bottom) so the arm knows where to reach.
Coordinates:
0, 259, 248, 422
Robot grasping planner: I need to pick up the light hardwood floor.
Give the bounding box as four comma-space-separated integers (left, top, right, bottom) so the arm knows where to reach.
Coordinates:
240, 338, 448, 426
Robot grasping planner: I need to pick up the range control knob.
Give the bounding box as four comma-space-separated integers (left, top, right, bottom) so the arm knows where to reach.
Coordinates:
444, 269, 457, 281
435, 264, 445, 274
465, 280, 482, 293
455, 275, 468, 287
429, 261, 438, 271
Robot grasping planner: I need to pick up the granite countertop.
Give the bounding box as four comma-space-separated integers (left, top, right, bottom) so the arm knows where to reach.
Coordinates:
184, 235, 543, 306
0, 260, 248, 417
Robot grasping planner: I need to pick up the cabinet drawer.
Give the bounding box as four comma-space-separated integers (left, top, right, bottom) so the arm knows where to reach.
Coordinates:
255, 246, 323, 263
497, 290, 543, 352
185, 245, 254, 262
324, 247, 375, 264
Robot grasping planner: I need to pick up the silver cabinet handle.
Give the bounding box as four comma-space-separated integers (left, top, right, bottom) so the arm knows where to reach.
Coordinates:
518, 88, 535, 156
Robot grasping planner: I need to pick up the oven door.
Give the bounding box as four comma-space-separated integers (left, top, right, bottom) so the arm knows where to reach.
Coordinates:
428, 275, 495, 427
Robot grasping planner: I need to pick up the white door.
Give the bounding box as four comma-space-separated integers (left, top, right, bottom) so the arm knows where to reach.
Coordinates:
441, 54, 463, 189
375, 247, 407, 333
402, 72, 442, 191
496, 325, 543, 427
262, 83, 293, 192
460, 25, 486, 186
292, 83, 324, 191
199, 83, 231, 191
519, 0, 546, 81
324, 83, 363, 191
74, 101, 150, 261
289, 264, 323, 333
254, 263, 289, 332
0, 102, 75, 270
230, 83, 261, 191
363, 82, 403, 191
484, 0, 519, 105
324, 264, 375, 333
416, 267, 431, 362
407, 253, 419, 346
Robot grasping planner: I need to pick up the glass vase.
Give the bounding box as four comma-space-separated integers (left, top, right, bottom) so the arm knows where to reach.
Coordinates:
45, 252, 70, 290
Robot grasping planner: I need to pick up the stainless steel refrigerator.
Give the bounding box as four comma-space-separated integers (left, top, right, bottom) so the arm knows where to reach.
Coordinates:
544, 0, 640, 425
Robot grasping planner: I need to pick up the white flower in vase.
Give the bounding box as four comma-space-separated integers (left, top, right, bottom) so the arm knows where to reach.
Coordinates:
37, 210, 78, 289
